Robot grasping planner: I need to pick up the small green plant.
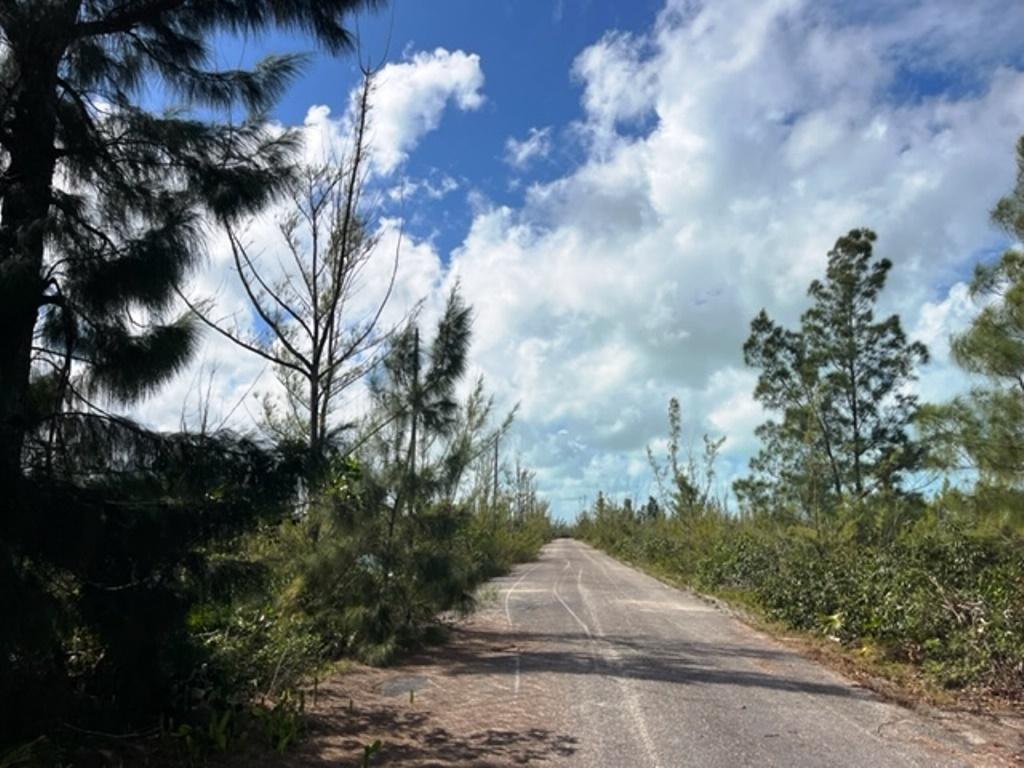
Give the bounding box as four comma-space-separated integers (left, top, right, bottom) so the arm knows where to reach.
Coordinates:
251, 690, 305, 754
172, 723, 202, 768
362, 739, 383, 767
475, 585, 500, 606
206, 709, 232, 752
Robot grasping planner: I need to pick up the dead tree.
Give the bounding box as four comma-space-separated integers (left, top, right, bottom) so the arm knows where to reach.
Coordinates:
185, 72, 399, 460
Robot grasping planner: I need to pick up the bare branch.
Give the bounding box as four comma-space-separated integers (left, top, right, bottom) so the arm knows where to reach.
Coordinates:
224, 225, 313, 368
176, 289, 303, 374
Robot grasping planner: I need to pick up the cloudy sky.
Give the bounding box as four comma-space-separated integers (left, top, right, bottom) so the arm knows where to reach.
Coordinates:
135, 0, 1024, 519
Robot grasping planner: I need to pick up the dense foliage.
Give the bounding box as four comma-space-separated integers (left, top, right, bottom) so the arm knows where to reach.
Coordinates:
0, 0, 373, 755
3, 301, 552, 761
576, 497, 1024, 697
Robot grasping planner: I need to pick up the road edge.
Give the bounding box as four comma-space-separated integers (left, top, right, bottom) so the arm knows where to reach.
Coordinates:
574, 538, 1024, 759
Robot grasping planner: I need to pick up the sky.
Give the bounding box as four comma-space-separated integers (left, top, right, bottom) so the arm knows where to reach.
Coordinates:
135, 0, 1024, 520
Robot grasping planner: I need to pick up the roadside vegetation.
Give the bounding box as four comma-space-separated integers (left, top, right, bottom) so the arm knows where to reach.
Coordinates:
577, 142, 1024, 702
2, 1, 1022, 764
0, 1, 552, 764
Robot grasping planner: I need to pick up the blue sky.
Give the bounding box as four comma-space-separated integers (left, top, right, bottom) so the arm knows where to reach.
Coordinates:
144, 0, 1024, 519
214, 0, 666, 256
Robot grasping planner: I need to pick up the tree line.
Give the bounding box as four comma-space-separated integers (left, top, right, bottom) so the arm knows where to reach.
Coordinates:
0, 1, 553, 763
578, 139, 1024, 701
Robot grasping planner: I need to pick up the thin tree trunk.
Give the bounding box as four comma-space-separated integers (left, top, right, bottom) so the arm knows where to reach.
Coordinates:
309, 349, 321, 460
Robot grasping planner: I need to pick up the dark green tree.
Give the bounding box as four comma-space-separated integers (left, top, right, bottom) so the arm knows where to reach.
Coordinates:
0, 0, 382, 740
0, 0, 381, 488
737, 229, 928, 523
919, 137, 1024, 522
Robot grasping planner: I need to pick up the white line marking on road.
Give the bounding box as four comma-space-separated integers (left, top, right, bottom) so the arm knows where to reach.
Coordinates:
573, 543, 664, 768
504, 564, 537, 626
503, 563, 537, 699
553, 565, 592, 638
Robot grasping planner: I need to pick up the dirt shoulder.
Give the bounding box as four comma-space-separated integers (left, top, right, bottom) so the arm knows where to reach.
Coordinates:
272, 599, 578, 767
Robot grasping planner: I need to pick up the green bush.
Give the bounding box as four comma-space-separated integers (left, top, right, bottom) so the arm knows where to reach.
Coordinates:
578, 500, 1024, 697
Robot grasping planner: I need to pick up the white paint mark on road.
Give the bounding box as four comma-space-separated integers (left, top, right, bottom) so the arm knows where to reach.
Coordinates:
553, 563, 592, 638
614, 599, 717, 613
580, 547, 629, 599
503, 563, 537, 699
504, 564, 537, 626
575, 556, 665, 768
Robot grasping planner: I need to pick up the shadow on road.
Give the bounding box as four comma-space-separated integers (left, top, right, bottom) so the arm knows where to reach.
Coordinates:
439, 626, 863, 700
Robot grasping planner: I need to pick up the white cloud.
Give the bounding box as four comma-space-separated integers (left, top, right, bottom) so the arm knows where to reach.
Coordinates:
386, 173, 460, 203
705, 369, 764, 451
572, 31, 656, 129
909, 281, 986, 406
438, 0, 1024, 517
367, 48, 484, 174
134, 3, 1024, 520
504, 126, 552, 169
299, 48, 484, 175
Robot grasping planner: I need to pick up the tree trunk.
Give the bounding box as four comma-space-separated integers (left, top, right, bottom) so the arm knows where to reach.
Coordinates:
0, 16, 69, 487
309, 357, 321, 459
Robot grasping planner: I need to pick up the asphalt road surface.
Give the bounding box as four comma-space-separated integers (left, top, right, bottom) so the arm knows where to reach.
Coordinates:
484, 538, 1013, 767
294, 538, 1020, 766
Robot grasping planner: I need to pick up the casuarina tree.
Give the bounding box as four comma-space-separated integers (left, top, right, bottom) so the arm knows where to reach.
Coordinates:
0, 0, 382, 739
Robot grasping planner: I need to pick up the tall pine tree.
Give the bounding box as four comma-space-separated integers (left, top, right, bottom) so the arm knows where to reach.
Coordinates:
0, 0, 382, 737
737, 229, 928, 527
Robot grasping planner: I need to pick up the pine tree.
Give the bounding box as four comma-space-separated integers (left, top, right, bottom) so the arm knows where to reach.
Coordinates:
737, 229, 928, 523
359, 288, 474, 642
0, 0, 381, 487
918, 137, 1024, 519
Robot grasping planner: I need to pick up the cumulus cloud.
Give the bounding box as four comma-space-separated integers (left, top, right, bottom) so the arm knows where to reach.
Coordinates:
299, 47, 484, 175
572, 31, 656, 129
505, 127, 552, 169
367, 48, 484, 174
439, 0, 1024, 515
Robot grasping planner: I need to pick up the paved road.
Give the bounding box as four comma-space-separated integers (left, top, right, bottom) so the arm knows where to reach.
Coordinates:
486, 538, 1010, 768
297, 538, 1018, 766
